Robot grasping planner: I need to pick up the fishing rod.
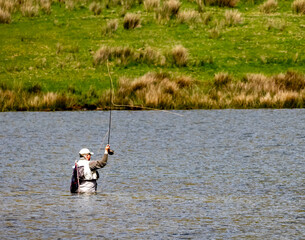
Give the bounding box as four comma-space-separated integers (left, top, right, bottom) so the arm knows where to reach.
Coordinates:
107, 60, 114, 155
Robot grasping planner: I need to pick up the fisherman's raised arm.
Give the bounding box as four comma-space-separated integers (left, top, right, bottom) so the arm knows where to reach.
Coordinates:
89, 145, 110, 170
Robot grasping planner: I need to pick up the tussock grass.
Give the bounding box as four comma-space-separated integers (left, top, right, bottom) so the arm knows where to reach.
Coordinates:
214, 72, 233, 88
123, 13, 141, 29
20, 1, 39, 17
171, 45, 189, 66
93, 45, 165, 66
0, 0, 17, 13
144, 0, 160, 11
65, 0, 76, 11
209, 26, 221, 39
266, 19, 286, 31
292, 0, 305, 14
224, 9, 242, 26
0, 8, 11, 23
89, 2, 102, 15
202, 12, 212, 25
207, 0, 239, 8
115, 72, 195, 109
156, 0, 181, 21
102, 19, 119, 35
0, 88, 76, 111
259, 0, 278, 13
40, 0, 51, 14
2, 71, 305, 111
178, 9, 201, 25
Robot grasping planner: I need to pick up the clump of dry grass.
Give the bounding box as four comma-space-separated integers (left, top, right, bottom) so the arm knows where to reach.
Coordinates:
272, 71, 305, 91
102, 19, 119, 35
40, 0, 52, 14
209, 26, 221, 39
93, 46, 134, 65
115, 72, 196, 108
196, 0, 204, 13
207, 0, 239, 8
214, 72, 233, 88
138, 46, 166, 65
156, 0, 181, 21
123, 13, 141, 29
266, 19, 286, 31
177, 9, 201, 25
292, 0, 305, 14
65, 0, 75, 11
20, 1, 39, 17
0, 8, 11, 23
215, 71, 305, 108
89, 1, 102, 15
202, 12, 212, 25
259, 0, 278, 13
144, 0, 160, 11
171, 45, 188, 66
93, 45, 166, 66
164, 0, 181, 16
0, 0, 17, 13
224, 9, 242, 26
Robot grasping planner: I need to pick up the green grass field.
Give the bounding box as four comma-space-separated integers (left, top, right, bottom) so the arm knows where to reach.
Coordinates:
1, 0, 305, 110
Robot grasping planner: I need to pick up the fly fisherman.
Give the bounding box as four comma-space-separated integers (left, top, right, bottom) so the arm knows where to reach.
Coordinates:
74, 144, 111, 193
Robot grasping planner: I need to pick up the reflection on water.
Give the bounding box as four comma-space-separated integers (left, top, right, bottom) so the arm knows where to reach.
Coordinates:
0, 110, 304, 239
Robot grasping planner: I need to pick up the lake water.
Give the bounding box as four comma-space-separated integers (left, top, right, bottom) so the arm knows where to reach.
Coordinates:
0, 110, 304, 239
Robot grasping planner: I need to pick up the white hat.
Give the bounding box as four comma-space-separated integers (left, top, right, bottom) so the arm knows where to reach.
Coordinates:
79, 148, 94, 156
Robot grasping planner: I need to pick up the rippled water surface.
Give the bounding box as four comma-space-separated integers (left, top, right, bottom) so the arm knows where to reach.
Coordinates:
0, 110, 304, 239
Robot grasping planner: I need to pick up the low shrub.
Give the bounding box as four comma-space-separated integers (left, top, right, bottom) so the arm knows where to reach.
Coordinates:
292, 0, 305, 14
123, 13, 141, 29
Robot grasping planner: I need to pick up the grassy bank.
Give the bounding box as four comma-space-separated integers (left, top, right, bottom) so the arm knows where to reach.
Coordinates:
1, 0, 305, 110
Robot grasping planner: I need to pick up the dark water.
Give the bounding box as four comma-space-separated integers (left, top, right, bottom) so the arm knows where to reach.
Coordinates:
0, 110, 304, 239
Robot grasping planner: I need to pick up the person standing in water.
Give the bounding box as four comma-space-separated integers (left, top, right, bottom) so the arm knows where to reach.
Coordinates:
72, 144, 111, 193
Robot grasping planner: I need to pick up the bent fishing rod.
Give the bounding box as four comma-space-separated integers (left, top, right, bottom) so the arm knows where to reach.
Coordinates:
107, 60, 114, 155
